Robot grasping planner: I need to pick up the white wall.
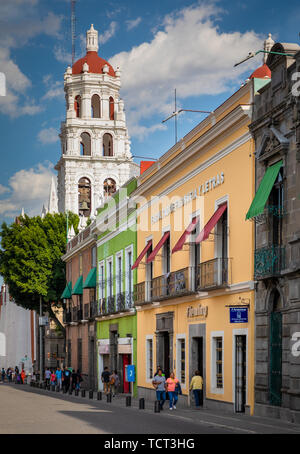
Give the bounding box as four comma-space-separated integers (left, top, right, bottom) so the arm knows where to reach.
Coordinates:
0, 286, 35, 374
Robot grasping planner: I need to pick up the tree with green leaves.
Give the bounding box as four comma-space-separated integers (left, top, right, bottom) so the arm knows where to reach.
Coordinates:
0, 212, 79, 332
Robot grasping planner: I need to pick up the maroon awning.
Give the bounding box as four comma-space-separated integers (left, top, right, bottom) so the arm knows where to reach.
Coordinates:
196, 203, 227, 243
172, 217, 199, 253
131, 240, 152, 270
146, 232, 170, 264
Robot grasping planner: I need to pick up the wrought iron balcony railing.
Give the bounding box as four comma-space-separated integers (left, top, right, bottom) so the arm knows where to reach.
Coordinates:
254, 245, 285, 279
116, 292, 134, 311
72, 307, 78, 322
151, 268, 192, 301
90, 300, 98, 318
134, 268, 194, 304
83, 303, 90, 320
107, 295, 115, 314
196, 258, 231, 291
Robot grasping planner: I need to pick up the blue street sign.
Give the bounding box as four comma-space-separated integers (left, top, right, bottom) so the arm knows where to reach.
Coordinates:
126, 365, 135, 382
230, 307, 248, 324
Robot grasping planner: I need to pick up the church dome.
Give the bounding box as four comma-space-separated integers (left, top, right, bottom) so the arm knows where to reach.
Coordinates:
72, 51, 116, 77
72, 24, 116, 77
249, 63, 271, 79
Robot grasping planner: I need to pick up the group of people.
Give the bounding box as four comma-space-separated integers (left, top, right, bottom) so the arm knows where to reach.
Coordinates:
44, 367, 83, 391
152, 368, 203, 411
101, 367, 120, 396
1, 366, 26, 384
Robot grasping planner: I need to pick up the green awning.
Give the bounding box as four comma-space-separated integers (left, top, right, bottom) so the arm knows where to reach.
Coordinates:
61, 282, 72, 300
246, 161, 283, 220
72, 276, 83, 295
83, 267, 97, 289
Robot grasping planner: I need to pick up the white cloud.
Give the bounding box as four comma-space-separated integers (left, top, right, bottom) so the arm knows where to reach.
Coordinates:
0, 185, 9, 196
53, 45, 72, 65
0, 2, 63, 118
0, 163, 55, 218
126, 17, 142, 31
38, 128, 59, 144
99, 22, 118, 45
42, 75, 64, 101
110, 2, 263, 139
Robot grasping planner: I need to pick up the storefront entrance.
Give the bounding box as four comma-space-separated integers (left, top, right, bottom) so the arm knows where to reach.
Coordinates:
235, 335, 247, 413
270, 311, 282, 406
156, 312, 174, 378
122, 354, 131, 394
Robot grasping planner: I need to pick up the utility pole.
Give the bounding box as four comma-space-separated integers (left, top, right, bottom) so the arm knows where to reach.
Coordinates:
71, 0, 76, 66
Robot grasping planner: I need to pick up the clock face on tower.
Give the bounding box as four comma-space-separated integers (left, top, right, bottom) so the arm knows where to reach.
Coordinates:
54, 24, 139, 223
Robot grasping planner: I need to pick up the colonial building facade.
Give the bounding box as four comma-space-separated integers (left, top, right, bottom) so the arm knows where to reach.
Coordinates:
133, 71, 270, 414
95, 178, 138, 396
55, 24, 139, 224
247, 41, 300, 423
61, 222, 98, 389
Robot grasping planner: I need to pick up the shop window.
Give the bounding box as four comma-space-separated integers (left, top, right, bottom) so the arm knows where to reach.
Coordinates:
103, 133, 113, 157
215, 337, 223, 389
78, 177, 91, 217
146, 337, 153, 380
177, 337, 186, 385
91, 94, 101, 118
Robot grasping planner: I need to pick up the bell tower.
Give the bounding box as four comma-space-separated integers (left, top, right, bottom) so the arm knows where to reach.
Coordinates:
55, 24, 139, 223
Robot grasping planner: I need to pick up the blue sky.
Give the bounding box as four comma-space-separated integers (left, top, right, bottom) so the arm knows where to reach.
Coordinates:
0, 0, 300, 227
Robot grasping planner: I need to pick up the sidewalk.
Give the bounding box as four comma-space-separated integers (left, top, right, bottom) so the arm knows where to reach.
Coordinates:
9, 382, 300, 434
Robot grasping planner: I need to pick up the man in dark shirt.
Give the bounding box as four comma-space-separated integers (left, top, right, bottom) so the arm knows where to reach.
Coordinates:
101, 367, 111, 394
63, 367, 71, 392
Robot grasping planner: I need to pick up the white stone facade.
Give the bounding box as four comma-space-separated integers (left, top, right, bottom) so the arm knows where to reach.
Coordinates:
55, 25, 139, 219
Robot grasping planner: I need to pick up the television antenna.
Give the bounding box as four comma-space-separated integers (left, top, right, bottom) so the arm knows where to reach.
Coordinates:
71, 0, 76, 65
162, 89, 213, 145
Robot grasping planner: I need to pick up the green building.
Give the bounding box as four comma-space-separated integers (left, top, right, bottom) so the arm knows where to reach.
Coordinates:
95, 178, 138, 396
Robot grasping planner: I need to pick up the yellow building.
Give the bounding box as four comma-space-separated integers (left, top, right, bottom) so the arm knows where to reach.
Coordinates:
133, 75, 270, 415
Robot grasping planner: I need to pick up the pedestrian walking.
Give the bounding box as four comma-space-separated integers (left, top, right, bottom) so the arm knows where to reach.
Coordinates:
1, 367, 5, 382
75, 369, 83, 390
101, 367, 111, 394
7, 367, 12, 383
165, 372, 181, 410
154, 366, 165, 377
110, 370, 120, 397
189, 370, 203, 409
55, 367, 62, 390
71, 369, 77, 390
20, 369, 26, 384
50, 370, 56, 386
45, 368, 51, 387
63, 367, 71, 392
152, 368, 166, 411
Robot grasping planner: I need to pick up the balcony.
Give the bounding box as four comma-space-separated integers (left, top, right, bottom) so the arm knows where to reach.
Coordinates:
152, 268, 192, 301
134, 267, 193, 305
196, 258, 231, 291
107, 295, 116, 314
254, 245, 285, 279
116, 292, 134, 311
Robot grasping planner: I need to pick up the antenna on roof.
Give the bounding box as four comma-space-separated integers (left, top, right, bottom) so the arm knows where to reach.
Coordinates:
71, 0, 76, 65
162, 89, 213, 145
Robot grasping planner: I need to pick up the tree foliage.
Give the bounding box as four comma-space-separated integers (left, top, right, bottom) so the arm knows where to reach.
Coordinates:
0, 212, 79, 330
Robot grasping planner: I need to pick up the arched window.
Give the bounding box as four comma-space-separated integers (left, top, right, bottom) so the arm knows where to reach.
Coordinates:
103, 133, 113, 157
78, 177, 91, 217
74, 95, 81, 118
109, 96, 115, 120
80, 132, 91, 156
91, 94, 101, 118
103, 178, 116, 198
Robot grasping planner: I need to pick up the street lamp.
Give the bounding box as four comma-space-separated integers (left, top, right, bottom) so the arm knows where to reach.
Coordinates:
234, 49, 295, 68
